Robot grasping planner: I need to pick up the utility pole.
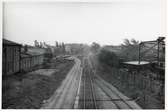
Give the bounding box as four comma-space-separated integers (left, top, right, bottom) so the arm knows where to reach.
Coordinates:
157, 39, 160, 66
138, 43, 141, 64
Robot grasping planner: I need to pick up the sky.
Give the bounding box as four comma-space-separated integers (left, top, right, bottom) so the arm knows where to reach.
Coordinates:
3, 0, 167, 46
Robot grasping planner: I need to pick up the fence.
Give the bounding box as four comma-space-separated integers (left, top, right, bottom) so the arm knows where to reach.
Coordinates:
110, 67, 164, 98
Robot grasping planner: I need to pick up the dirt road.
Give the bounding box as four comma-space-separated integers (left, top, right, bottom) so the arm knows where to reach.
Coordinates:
42, 56, 82, 109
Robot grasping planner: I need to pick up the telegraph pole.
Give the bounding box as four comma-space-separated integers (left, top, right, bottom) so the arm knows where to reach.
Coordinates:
138, 43, 141, 64
157, 39, 160, 66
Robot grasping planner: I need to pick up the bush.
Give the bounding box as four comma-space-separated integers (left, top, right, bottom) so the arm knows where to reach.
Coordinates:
98, 48, 119, 68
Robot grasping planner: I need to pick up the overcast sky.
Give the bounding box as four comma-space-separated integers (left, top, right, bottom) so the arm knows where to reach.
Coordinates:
3, 0, 167, 46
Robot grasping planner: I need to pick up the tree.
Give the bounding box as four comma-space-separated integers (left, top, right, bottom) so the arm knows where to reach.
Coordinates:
39, 42, 43, 48
43, 42, 47, 48
91, 42, 101, 53
121, 38, 139, 48
55, 41, 59, 47
120, 38, 139, 61
131, 38, 139, 45
62, 42, 65, 53
122, 39, 131, 46
34, 40, 39, 47
98, 48, 119, 68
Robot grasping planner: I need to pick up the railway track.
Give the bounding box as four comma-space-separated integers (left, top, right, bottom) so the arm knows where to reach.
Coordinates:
93, 69, 141, 108
95, 78, 134, 109
78, 59, 98, 109
77, 57, 141, 109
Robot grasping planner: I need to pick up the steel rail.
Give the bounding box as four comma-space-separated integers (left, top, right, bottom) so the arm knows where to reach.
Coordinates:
83, 59, 86, 109
82, 58, 98, 109
87, 58, 98, 109
95, 75, 134, 109
95, 80, 121, 109
89, 58, 120, 109
88, 69, 98, 109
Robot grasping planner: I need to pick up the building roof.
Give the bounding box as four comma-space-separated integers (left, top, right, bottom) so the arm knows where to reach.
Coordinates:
21, 46, 46, 57
123, 61, 150, 66
27, 47, 46, 55
3, 39, 22, 46
21, 53, 31, 58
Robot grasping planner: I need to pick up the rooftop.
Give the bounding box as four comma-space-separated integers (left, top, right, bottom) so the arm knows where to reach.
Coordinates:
21, 46, 47, 57
123, 61, 150, 66
3, 39, 22, 46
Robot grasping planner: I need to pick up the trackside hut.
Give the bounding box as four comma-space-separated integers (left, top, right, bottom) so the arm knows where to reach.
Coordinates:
3, 39, 22, 75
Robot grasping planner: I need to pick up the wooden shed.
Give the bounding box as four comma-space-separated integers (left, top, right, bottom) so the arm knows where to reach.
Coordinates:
3, 39, 22, 75
20, 46, 46, 72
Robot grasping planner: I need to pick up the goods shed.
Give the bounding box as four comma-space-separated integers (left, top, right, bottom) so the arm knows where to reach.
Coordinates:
3, 39, 22, 75
20, 46, 46, 72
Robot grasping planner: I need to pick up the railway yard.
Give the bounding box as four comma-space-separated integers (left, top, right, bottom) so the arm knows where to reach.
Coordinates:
2, 53, 164, 109
2, 1, 166, 109
42, 56, 141, 109
2, 38, 165, 109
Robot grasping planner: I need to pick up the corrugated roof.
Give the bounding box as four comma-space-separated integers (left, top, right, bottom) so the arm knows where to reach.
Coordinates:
3, 38, 22, 46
